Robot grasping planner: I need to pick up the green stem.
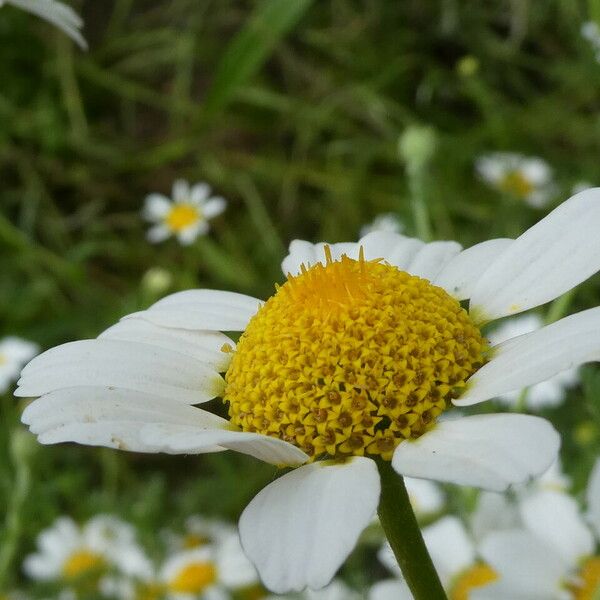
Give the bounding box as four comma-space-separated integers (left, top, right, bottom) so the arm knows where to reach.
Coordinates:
408, 167, 433, 242
377, 460, 447, 600
545, 288, 576, 325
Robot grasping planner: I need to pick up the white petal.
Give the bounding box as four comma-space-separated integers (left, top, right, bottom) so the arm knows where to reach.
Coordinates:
16, 339, 224, 404
177, 221, 209, 245
422, 516, 474, 587
190, 183, 211, 203
129, 289, 262, 332
238, 457, 380, 593
391, 414, 560, 492
172, 179, 190, 202
520, 490, 594, 564
404, 477, 444, 515
202, 197, 227, 219
100, 319, 233, 371
433, 239, 513, 300
471, 582, 557, 600
586, 458, 600, 538
469, 188, 600, 322
281, 241, 360, 276
358, 231, 424, 269
139, 424, 308, 466
22, 386, 228, 435
146, 225, 171, 243
143, 194, 172, 221
456, 307, 600, 406
405, 241, 462, 281
471, 491, 520, 543
478, 530, 568, 598
369, 580, 413, 600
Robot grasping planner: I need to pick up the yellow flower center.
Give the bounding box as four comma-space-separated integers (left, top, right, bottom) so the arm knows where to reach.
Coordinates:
570, 557, 600, 600
0, 353, 6, 365
182, 533, 210, 549
169, 562, 217, 593
62, 549, 105, 579
165, 204, 201, 232
451, 564, 498, 600
499, 170, 534, 199
136, 583, 165, 600
224, 249, 486, 461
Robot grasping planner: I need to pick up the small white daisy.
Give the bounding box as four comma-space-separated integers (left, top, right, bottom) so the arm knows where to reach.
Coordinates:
359, 214, 404, 238
0, 0, 86, 48
376, 516, 497, 599
143, 180, 226, 246
475, 152, 555, 208
21, 188, 600, 593
23, 515, 147, 584
0, 336, 38, 394
487, 314, 579, 409
582, 21, 600, 63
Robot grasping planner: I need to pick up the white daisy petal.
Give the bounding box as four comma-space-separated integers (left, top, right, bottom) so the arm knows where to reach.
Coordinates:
100, 319, 233, 371
369, 580, 413, 600
281, 241, 360, 276
470, 188, 600, 322
391, 414, 560, 491
190, 183, 211, 203
358, 231, 424, 269
139, 424, 308, 465
586, 458, 600, 538
238, 457, 380, 593
202, 197, 227, 219
519, 490, 594, 564
22, 386, 229, 435
456, 307, 600, 406
16, 339, 224, 404
143, 194, 172, 221
176, 221, 208, 245
146, 224, 171, 243
172, 179, 190, 202
433, 238, 512, 300
478, 530, 568, 598
128, 289, 262, 332
405, 241, 462, 281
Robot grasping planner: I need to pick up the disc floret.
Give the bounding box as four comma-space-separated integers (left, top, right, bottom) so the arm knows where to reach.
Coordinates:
224, 249, 487, 461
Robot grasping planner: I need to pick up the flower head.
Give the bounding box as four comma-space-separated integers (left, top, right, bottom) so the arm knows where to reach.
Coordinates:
0, 336, 38, 394
143, 180, 226, 246
20, 188, 600, 592
475, 152, 555, 207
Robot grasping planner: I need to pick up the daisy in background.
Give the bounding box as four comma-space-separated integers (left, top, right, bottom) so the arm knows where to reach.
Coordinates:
487, 314, 579, 410
475, 152, 555, 208
24, 515, 149, 590
0, 0, 86, 48
475, 459, 600, 600
375, 516, 498, 600
0, 336, 38, 394
581, 21, 600, 63
143, 180, 227, 246
359, 213, 404, 238
20, 188, 600, 595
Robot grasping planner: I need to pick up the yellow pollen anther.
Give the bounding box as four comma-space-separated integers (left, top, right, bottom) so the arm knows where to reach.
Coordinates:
451, 564, 498, 600
165, 204, 201, 232
169, 562, 217, 593
224, 252, 487, 461
220, 343, 234, 354
499, 170, 534, 199
62, 549, 105, 579
569, 556, 600, 600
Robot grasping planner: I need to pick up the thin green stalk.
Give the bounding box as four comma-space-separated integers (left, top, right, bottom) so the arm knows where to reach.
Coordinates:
377, 460, 447, 600
545, 288, 576, 325
408, 168, 433, 242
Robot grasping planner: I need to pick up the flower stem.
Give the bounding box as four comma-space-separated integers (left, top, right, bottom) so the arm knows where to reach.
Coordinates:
376, 460, 447, 600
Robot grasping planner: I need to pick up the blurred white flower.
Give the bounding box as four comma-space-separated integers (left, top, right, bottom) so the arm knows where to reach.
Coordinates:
475, 153, 555, 207
23, 515, 147, 584
572, 180, 594, 195
0, 336, 38, 394
582, 21, 600, 63
487, 314, 579, 409
377, 516, 497, 599
0, 0, 86, 48
404, 477, 445, 517
143, 180, 226, 246
359, 213, 404, 238
141, 268, 173, 296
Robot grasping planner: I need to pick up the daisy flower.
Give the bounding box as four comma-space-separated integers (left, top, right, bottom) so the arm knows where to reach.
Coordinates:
475, 153, 555, 207
23, 515, 146, 584
1, 0, 86, 48
0, 336, 38, 393
375, 516, 498, 600
581, 21, 600, 63
143, 180, 226, 246
488, 314, 579, 409
359, 214, 404, 238
19, 189, 600, 593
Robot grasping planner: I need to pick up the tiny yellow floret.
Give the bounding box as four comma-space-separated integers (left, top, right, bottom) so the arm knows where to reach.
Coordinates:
499, 170, 534, 199
169, 562, 217, 593
451, 564, 498, 600
62, 549, 105, 579
569, 556, 600, 600
224, 249, 487, 461
165, 204, 201, 232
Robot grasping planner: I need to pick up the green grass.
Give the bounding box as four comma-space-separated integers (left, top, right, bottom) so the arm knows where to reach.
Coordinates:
2, 0, 600, 595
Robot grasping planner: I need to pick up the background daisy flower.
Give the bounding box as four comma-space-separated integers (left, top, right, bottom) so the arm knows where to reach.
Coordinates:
475, 152, 555, 208
359, 214, 404, 238
19, 189, 600, 594
143, 180, 227, 246
0, 337, 38, 394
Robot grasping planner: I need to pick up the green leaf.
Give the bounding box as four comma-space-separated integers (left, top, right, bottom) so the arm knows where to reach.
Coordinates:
203, 0, 314, 115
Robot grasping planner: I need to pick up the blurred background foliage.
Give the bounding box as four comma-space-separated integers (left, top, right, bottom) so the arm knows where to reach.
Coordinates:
2, 0, 600, 593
